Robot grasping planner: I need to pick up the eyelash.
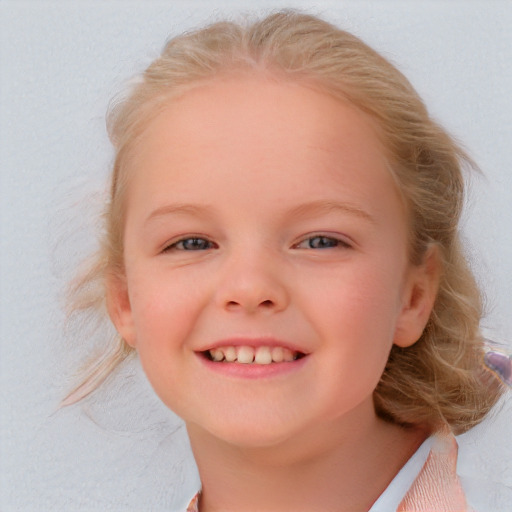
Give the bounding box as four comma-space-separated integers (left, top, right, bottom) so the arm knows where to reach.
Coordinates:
163, 237, 217, 252
293, 235, 351, 250
163, 234, 350, 252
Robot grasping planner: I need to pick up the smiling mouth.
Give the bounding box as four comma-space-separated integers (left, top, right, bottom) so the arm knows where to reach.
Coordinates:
203, 346, 305, 365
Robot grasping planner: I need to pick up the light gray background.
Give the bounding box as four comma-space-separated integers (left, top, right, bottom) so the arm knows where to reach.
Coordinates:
1, 1, 511, 511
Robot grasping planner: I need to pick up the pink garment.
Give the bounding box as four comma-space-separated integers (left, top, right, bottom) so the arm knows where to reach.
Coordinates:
186, 433, 469, 512
397, 433, 468, 511
186, 493, 200, 512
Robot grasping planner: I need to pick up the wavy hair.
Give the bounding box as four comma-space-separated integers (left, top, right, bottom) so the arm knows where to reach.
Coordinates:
63, 10, 504, 434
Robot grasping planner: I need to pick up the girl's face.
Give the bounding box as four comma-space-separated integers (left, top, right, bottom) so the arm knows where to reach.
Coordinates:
109, 75, 436, 448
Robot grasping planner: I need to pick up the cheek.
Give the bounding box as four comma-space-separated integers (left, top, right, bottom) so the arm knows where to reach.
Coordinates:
302, 261, 403, 335
317, 278, 401, 400
299, 261, 404, 391
127, 268, 207, 346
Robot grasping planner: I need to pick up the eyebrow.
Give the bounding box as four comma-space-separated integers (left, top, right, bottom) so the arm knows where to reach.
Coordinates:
144, 199, 375, 226
285, 200, 376, 224
144, 203, 216, 225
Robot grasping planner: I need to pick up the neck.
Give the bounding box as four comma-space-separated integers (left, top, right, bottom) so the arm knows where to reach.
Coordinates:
187, 411, 427, 512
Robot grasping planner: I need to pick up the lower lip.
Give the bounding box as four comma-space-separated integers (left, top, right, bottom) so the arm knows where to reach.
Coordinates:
197, 353, 309, 379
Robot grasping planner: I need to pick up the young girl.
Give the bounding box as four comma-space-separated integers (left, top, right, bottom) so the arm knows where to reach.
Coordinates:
65, 10, 507, 512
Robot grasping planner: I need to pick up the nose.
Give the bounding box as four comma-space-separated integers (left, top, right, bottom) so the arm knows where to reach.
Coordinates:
214, 251, 289, 314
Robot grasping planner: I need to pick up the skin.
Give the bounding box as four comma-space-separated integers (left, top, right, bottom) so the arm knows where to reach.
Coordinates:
108, 75, 439, 511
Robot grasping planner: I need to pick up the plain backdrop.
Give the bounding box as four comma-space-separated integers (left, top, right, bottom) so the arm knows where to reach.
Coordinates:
1, 1, 511, 511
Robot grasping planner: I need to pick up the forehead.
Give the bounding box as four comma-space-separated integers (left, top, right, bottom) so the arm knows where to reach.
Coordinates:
128, 75, 387, 170
124, 75, 404, 223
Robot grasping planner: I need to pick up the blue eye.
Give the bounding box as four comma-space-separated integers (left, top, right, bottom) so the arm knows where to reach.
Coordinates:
296, 235, 349, 250
166, 237, 215, 251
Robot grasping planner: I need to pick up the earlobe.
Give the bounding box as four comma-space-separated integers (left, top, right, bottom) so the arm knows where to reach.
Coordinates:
394, 246, 441, 348
106, 272, 137, 348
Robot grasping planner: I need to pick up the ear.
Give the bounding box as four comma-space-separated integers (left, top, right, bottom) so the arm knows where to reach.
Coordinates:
106, 272, 137, 348
393, 246, 441, 348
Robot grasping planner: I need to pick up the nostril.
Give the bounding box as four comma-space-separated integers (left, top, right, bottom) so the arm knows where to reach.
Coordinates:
224, 299, 275, 310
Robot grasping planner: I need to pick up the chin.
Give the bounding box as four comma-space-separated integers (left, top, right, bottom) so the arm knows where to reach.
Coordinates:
190, 413, 307, 451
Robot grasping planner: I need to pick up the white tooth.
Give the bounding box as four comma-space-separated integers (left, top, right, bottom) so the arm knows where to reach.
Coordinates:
271, 347, 284, 363
211, 349, 224, 362
254, 346, 272, 365
237, 346, 255, 364
283, 348, 295, 362
224, 346, 237, 362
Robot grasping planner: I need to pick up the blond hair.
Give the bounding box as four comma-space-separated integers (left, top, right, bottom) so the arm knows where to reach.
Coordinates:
64, 10, 504, 434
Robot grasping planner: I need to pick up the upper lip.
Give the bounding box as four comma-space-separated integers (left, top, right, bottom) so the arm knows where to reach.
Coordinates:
195, 337, 310, 355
